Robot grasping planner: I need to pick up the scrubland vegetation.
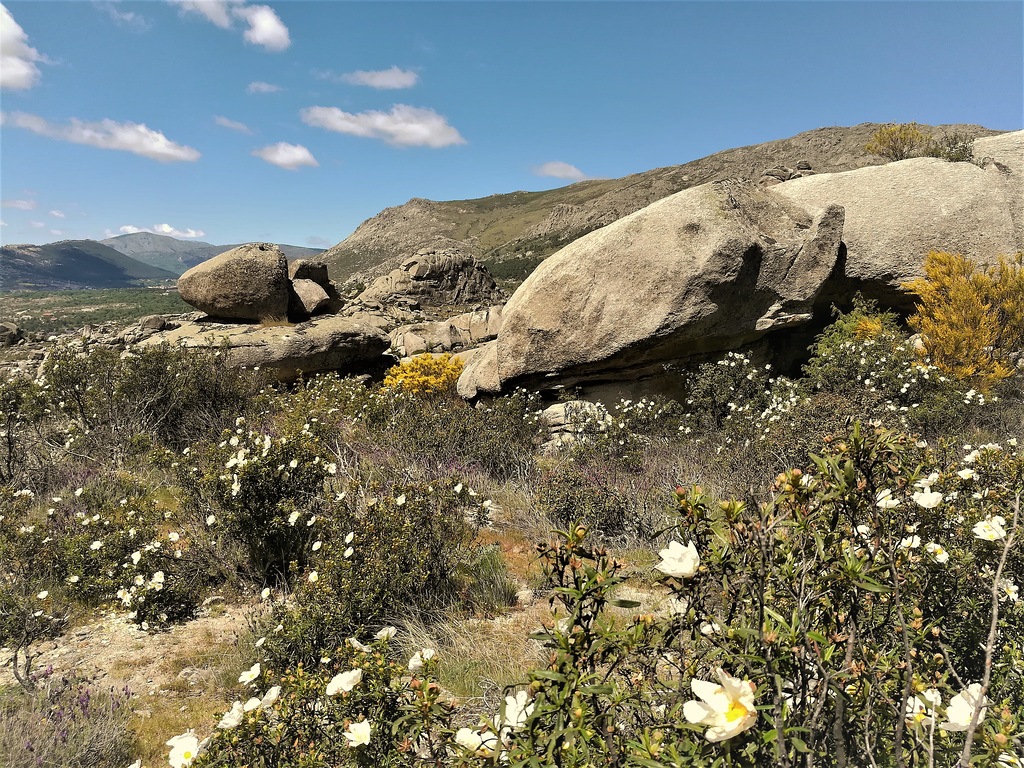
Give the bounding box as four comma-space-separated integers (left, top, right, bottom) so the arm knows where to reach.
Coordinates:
2, 252, 1024, 767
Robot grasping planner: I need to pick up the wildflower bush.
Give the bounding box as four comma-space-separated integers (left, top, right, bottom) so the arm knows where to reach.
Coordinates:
256, 480, 503, 670
923, 132, 975, 163
865, 122, 930, 161
0, 669, 135, 768
907, 251, 1024, 391
382, 353, 464, 396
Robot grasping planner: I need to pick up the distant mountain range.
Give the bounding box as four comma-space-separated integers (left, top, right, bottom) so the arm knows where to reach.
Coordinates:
99, 233, 324, 277
1, 235, 324, 291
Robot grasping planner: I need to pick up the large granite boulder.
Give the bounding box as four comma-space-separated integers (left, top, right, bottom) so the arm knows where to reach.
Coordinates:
458, 180, 844, 397
288, 259, 345, 318
772, 132, 1023, 310
178, 243, 291, 322
389, 305, 503, 358
140, 315, 389, 380
356, 246, 504, 307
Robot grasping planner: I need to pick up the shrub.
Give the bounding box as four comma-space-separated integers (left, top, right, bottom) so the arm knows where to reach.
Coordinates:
907, 251, 1024, 391
865, 121, 930, 161
256, 480, 491, 669
382, 353, 464, 397
0, 670, 135, 768
923, 131, 975, 162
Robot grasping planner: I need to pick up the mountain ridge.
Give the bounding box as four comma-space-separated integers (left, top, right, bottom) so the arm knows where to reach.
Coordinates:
320, 122, 1004, 285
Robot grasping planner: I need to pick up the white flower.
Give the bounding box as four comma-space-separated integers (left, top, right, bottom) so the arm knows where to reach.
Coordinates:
408, 648, 436, 672
899, 535, 921, 550
261, 587, 271, 600
958, 468, 978, 481
308, 571, 318, 583
206, 515, 216, 525
655, 540, 700, 578
326, 463, 337, 475
999, 753, 1023, 767
374, 626, 397, 641
36, 591, 48, 600
925, 542, 950, 563
288, 511, 300, 526
260, 685, 280, 708
343, 547, 353, 558
875, 489, 900, 509
345, 532, 354, 544
912, 490, 943, 509
326, 668, 363, 695
167, 732, 200, 768
348, 637, 371, 652
503, 690, 534, 728
217, 701, 245, 729
683, 668, 758, 742
395, 494, 406, 506
454, 726, 499, 757
343, 719, 372, 747
974, 516, 1007, 541
90, 540, 103, 550
67, 575, 80, 584
312, 540, 322, 551
168, 532, 180, 542
999, 579, 1019, 602
906, 691, 938, 727
941, 683, 988, 731
238, 663, 261, 685
255, 637, 266, 648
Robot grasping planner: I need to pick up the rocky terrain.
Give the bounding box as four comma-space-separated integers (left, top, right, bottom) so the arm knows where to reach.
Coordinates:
320, 122, 1003, 285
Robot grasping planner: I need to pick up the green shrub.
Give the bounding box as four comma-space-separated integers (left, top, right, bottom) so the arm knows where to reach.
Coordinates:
256, 480, 490, 669
923, 132, 975, 162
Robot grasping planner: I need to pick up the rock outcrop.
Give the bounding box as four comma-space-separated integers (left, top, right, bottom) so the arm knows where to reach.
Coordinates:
459, 180, 845, 397
139, 315, 389, 381
178, 243, 291, 322
356, 247, 504, 307
389, 305, 503, 358
457, 130, 1023, 399
0, 322, 24, 347
773, 149, 1021, 310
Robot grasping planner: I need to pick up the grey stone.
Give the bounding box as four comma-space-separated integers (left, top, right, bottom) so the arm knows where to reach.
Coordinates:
178, 243, 290, 322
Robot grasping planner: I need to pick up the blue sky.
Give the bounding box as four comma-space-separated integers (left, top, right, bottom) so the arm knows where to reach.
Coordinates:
1, 1, 1021, 249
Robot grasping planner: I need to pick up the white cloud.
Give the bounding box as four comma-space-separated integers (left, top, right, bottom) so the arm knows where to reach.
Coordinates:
49, 209, 65, 218
0, 220, 6, 226
176, 0, 235, 29
247, 81, 281, 94
118, 223, 206, 238
1, 199, 37, 210
95, 2, 151, 31
233, 4, 289, 51
1, 4, 48, 91
50, 229, 63, 236
533, 161, 592, 182
214, 115, 253, 134
29, 220, 45, 228
339, 66, 418, 90
252, 142, 319, 170
306, 235, 331, 247
1, 111, 201, 163
301, 104, 466, 148
177, 1, 289, 51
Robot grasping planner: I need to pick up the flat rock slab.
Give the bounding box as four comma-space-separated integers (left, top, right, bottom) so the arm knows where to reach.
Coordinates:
139, 315, 389, 380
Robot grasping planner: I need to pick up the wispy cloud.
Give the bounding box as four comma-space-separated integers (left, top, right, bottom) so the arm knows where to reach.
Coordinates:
176, 1, 290, 51
214, 115, 253, 134
94, 2, 151, 32
252, 142, 319, 170
306, 235, 331, 247
1, 4, 49, 91
301, 104, 465, 148
248, 81, 281, 94
118, 223, 207, 238
1, 199, 37, 211
315, 65, 419, 90
532, 161, 593, 182
29, 221, 45, 228
0, 111, 201, 163
49, 209, 65, 218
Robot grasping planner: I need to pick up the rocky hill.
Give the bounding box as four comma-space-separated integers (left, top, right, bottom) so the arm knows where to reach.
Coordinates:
1, 240, 179, 291
101, 233, 325, 276
321, 122, 1002, 285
